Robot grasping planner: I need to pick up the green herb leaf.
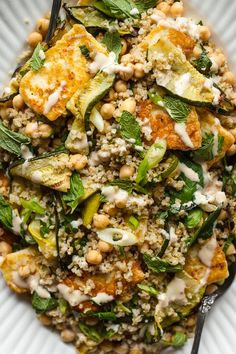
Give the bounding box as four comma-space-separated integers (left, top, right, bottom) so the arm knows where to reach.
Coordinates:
0, 194, 13, 229
171, 332, 188, 348
58, 298, 69, 315
108, 179, 147, 194
78, 323, 116, 342
79, 45, 91, 59
163, 96, 191, 123
193, 133, 224, 161
20, 198, 45, 215
119, 111, 142, 146
143, 254, 182, 273
0, 121, 31, 156
137, 283, 159, 296
32, 292, 57, 313
136, 139, 167, 185
40, 221, 50, 237
30, 43, 46, 71
128, 215, 139, 230
186, 208, 203, 229
102, 30, 122, 60
63, 173, 85, 213
193, 49, 212, 75
78, 311, 117, 321
101, 0, 135, 19
198, 208, 221, 239
223, 235, 235, 254
133, 0, 157, 12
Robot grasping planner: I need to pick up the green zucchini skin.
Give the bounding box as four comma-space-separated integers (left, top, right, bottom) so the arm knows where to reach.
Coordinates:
65, 6, 112, 30
10, 152, 72, 192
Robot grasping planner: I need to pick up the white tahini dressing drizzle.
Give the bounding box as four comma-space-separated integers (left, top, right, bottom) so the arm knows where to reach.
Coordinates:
27, 274, 51, 299
91, 292, 114, 305
212, 130, 219, 157
174, 122, 194, 148
179, 162, 200, 182
12, 211, 22, 234
101, 186, 129, 204
89, 52, 134, 76
21, 145, 33, 160
198, 237, 217, 268
44, 81, 66, 115
57, 284, 89, 307
156, 277, 187, 312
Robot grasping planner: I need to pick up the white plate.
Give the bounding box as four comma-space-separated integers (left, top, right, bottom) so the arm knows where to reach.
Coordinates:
0, 1, 236, 353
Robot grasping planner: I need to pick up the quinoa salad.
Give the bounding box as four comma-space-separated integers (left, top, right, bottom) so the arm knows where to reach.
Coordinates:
0, 0, 236, 353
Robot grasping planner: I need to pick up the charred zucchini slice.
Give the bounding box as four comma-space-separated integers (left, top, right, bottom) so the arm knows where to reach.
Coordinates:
148, 34, 234, 114
66, 6, 112, 29
10, 152, 72, 192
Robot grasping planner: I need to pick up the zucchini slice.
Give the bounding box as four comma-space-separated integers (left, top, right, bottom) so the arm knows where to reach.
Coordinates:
10, 152, 72, 192
148, 33, 233, 114
66, 6, 112, 30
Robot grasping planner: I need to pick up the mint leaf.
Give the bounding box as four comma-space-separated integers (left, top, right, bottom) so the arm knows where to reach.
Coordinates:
193, 49, 212, 75
171, 332, 188, 348
79, 45, 90, 59
78, 311, 117, 321
186, 208, 203, 229
32, 292, 57, 313
102, 0, 134, 19
63, 173, 85, 212
193, 133, 224, 161
108, 179, 147, 194
133, 0, 156, 12
163, 96, 191, 123
143, 254, 182, 273
20, 198, 45, 215
137, 283, 159, 296
119, 111, 142, 146
78, 323, 116, 342
0, 121, 31, 156
30, 43, 45, 71
0, 194, 13, 230
102, 30, 122, 60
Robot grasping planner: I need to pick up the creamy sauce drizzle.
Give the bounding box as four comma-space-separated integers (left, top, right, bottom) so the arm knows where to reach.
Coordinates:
179, 162, 200, 182
174, 122, 194, 148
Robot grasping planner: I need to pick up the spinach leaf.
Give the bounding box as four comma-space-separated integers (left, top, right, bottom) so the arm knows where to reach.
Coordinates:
79, 45, 91, 59
186, 208, 203, 229
119, 111, 142, 146
102, 30, 122, 60
163, 96, 191, 123
63, 173, 85, 213
108, 179, 147, 194
136, 139, 167, 185
137, 283, 159, 296
143, 254, 182, 273
198, 208, 221, 239
193, 49, 212, 75
32, 292, 58, 313
193, 133, 224, 161
0, 121, 31, 156
0, 194, 13, 229
78, 323, 116, 342
30, 43, 46, 71
78, 311, 117, 321
101, 0, 136, 19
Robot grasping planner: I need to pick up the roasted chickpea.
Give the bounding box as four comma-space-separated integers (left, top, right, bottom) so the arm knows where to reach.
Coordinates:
223, 71, 236, 85
119, 165, 135, 179
0, 241, 12, 256
13, 94, 25, 110
114, 80, 128, 93
120, 98, 136, 114
199, 26, 211, 41
134, 63, 145, 79
86, 250, 103, 265
157, 2, 170, 15
37, 18, 50, 36
100, 103, 115, 120
27, 32, 43, 47
170, 1, 184, 18
98, 240, 113, 253
93, 214, 110, 229
60, 329, 76, 343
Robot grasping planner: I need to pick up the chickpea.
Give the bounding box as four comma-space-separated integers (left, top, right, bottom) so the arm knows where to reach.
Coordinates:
68, 154, 88, 171
104, 89, 116, 102
119, 165, 135, 179
121, 39, 128, 56
170, 2, 184, 18
120, 98, 136, 114
114, 344, 129, 354
186, 315, 196, 327
134, 63, 145, 79
27, 32, 43, 48
157, 2, 170, 15
223, 71, 236, 85
100, 103, 115, 120
60, 329, 76, 343
114, 80, 128, 93
115, 191, 128, 209
38, 314, 52, 326
93, 214, 110, 229
199, 26, 211, 42
119, 64, 134, 81
37, 18, 50, 36
38, 123, 53, 138
86, 250, 103, 265
216, 53, 226, 67
98, 240, 113, 253
103, 204, 119, 216
120, 54, 132, 64
218, 209, 227, 221
13, 94, 25, 110
193, 46, 202, 59
226, 243, 236, 256
227, 144, 236, 156
0, 241, 12, 256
